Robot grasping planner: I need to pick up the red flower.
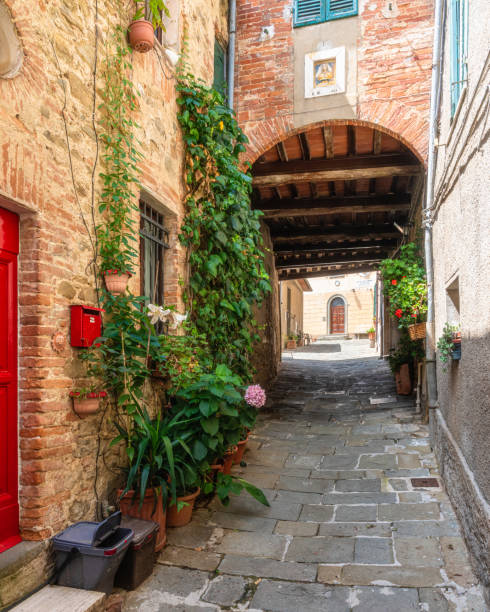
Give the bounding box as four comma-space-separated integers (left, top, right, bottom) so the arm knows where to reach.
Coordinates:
402, 276, 406, 279
395, 309, 403, 318
411, 314, 417, 318
391, 280, 397, 286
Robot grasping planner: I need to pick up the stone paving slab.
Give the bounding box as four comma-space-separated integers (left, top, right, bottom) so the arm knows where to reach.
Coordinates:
125, 345, 485, 611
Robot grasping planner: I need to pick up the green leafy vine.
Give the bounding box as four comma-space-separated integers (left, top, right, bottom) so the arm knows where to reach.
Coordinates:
176, 73, 271, 381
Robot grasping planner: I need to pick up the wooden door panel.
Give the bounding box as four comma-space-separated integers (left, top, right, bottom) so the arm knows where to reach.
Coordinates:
0, 207, 20, 552
330, 304, 345, 334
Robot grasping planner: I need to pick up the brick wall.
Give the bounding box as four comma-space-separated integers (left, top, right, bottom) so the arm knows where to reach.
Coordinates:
0, 0, 227, 540
235, 0, 433, 162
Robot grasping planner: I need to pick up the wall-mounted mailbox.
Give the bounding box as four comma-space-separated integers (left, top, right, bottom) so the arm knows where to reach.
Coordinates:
70, 305, 104, 348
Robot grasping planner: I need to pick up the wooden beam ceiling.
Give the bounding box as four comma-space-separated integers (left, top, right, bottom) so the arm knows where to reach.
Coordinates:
262, 201, 410, 219
257, 194, 410, 211
274, 239, 397, 256
275, 252, 384, 270
278, 264, 378, 280
272, 225, 401, 243
253, 154, 421, 187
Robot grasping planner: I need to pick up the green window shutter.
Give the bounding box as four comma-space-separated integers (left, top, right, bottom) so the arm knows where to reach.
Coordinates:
213, 40, 226, 93
450, 0, 468, 117
294, 0, 325, 27
326, 0, 358, 20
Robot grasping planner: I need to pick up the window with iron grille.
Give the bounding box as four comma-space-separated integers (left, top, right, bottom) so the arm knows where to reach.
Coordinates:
293, 0, 357, 27
450, 0, 468, 117
139, 201, 169, 307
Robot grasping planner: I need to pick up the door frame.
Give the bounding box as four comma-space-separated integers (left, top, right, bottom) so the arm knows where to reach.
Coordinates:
0, 206, 21, 552
327, 294, 347, 335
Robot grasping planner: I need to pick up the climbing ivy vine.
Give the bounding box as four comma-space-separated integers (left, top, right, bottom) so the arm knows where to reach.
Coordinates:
97, 23, 142, 275
177, 73, 271, 381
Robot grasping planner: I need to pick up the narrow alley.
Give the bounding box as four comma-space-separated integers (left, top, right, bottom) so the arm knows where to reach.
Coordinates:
123, 341, 486, 611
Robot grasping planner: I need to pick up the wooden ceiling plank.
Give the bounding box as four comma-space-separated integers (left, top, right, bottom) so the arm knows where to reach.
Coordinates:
276, 141, 288, 162
373, 130, 382, 155
272, 224, 401, 243
257, 193, 410, 211
347, 125, 356, 156
263, 202, 410, 219
323, 126, 334, 159
274, 239, 397, 256
298, 133, 311, 160
275, 252, 384, 270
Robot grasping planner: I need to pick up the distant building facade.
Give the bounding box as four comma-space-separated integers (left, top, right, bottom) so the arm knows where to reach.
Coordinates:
303, 273, 376, 338
280, 279, 312, 346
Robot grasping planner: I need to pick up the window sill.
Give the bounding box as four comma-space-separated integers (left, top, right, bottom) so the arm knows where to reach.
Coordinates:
447, 85, 468, 146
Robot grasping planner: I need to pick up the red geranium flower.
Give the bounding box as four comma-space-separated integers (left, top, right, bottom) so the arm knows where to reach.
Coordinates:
391, 280, 397, 286
395, 309, 403, 318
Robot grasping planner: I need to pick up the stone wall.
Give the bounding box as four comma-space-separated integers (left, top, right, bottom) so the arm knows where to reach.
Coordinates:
235, 0, 433, 163
0, 0, 228, 541
279, 280, 305, 347
430, 0, 490, 596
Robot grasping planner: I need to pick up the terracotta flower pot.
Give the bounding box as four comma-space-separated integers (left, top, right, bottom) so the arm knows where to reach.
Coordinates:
72, 397, 100, 417
167, 488, 200, 528
286, 340, 297, 349
104, 271, 131, 295
118, 488, 166, 551
395, 363, 412, 395
128, 19, 155, 53
222, 447, 237, 475
233, 435, 249, 465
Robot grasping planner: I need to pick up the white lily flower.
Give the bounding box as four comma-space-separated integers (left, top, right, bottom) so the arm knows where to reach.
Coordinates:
147, 303, 161, 325
168, 311, 188, 329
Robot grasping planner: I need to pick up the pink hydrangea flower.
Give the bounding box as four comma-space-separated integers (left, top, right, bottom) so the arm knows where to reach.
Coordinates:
244, 384, 266, 408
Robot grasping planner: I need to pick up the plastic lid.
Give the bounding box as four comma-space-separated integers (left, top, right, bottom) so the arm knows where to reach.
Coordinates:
52, 511, 122, 547
93, 511, 122, 546
120, 516, 159, 548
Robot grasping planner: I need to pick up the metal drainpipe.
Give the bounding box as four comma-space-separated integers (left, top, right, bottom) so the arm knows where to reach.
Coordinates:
227, 0, 237, 110
424, 0, 445, 408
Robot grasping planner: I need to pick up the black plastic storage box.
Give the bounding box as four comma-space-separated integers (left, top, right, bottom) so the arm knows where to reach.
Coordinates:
52, 511, 133, 594
114, 516, 159, 590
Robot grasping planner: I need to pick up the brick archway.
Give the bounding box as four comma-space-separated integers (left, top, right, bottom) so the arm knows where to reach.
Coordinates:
243, 117, 427, 168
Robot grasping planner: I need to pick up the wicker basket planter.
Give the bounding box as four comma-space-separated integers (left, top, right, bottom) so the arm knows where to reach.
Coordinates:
408, 322, 426, 341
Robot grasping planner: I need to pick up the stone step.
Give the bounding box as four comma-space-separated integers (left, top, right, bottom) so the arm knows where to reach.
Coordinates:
11, 585, 106, 612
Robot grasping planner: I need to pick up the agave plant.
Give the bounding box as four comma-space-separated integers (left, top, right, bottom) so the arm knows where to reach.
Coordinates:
112, 402, 197, 509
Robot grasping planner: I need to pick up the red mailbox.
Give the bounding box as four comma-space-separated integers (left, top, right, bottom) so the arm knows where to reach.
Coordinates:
70, 305, 104, 348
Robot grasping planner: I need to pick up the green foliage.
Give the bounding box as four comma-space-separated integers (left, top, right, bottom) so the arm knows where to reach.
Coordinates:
380, 243, 428, 329
133, 0, 170, 29
366, 327, 375, 334
98, 25, 142, 275
387, 329, 425, 374
437, 322, 460, 371
154, 333, 211, 395
176, 73, 271, 380
111, 404, 197, 508
214, 473, 270, 507
173, 364, 257, 463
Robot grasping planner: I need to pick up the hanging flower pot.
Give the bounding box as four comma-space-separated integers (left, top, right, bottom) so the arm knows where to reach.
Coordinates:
408, 322, 426, 341
128, 19, 155, 53
103, 270, 131, 295
70, 390, 107, 417
451, 332, 462, 360
167, 488, 200, 528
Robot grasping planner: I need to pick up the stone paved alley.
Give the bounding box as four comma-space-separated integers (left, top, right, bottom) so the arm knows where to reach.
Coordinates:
123, 341, 486, 611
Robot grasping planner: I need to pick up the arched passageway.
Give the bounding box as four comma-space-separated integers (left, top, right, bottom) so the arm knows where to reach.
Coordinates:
251, 121, 424, 282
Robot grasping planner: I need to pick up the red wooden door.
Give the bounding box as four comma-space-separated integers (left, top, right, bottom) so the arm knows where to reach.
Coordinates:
0, 206, 21, 552
330, 298, 345, 334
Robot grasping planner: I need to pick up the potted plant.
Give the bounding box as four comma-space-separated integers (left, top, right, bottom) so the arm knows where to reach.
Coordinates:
129, 0, 169, 53
166, 447, 202, 527
103, 268, 132, 295
286, 334, 297, 349
367, 327, 376, 347
113, 404, 196, 551
380, 243, 428, 337
387, 330, 424, 396
69, 388, 107, 417
437, 323, 461, 371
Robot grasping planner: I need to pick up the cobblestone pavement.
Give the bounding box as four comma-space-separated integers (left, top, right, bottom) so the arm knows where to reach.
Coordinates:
124, 343, 486, 611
